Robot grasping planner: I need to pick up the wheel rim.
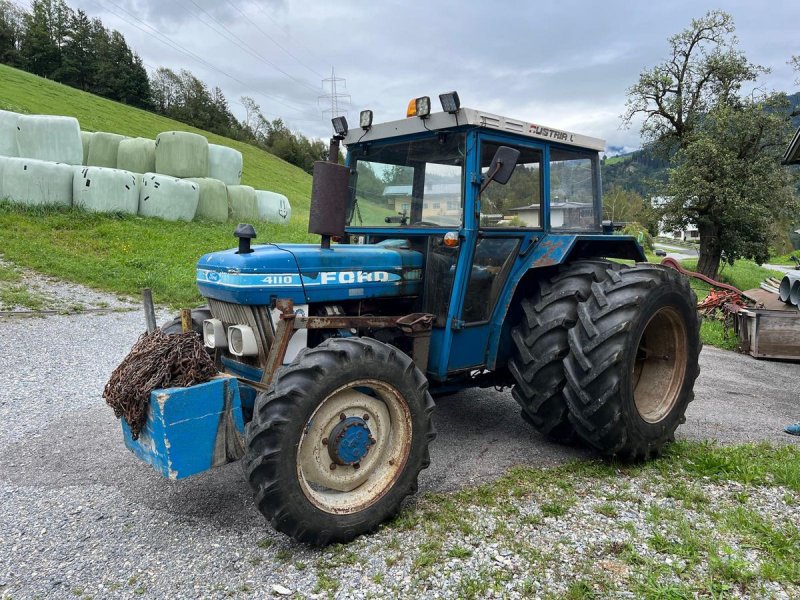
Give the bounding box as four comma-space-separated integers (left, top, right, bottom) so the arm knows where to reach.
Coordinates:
632, 306, 688, 424
296, 379, 412, 514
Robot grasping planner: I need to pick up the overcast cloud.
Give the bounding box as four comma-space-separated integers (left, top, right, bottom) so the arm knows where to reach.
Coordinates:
79, 0, 799, 153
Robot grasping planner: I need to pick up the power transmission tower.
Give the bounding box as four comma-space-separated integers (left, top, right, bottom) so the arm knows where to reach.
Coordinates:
319, 67, 351, 120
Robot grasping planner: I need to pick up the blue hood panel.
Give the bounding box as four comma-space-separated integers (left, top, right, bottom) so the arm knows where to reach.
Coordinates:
196, 243, 424, 305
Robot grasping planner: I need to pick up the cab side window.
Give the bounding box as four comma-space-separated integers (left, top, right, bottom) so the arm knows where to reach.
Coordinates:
479, 143, 542, 229
549, 148, 599, 231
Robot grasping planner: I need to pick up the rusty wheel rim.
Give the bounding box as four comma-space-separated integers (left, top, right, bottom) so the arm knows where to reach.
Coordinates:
632, 306, 688, 424
296, 379, 412, 514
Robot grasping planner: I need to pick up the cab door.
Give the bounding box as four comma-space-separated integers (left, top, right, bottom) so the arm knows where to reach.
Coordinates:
445, 135, 546, 373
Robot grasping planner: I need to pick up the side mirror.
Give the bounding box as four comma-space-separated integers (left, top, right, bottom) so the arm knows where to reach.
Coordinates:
480, 146, 520, 194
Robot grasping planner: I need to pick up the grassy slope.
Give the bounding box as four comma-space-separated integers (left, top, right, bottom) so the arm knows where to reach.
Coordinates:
0, 64, 315, 307
0, 64, 313, 217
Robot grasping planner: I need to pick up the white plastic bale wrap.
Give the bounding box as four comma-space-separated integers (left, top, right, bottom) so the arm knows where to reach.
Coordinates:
1, 157, 73, 206
87, 132, 126, 168
81, 131, 94, 165
208, 143, 243, 185
227, 184, 257, 222
155, 131, 208, 178
0, 110, 20, 157
117, 137, 156, 173
16, 114, 83, 165
184, 177, 228, 222
139, 173, 199, 221
255, 190, 291, 225
73, 166, 139, 214
0, 155, 10, 198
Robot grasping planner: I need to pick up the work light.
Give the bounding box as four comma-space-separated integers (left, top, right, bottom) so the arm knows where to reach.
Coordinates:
203, 319, 226, 349
415, 96, 431, 119
439, 91, 460, 113
228, 325, 259, 356
359, 110, 373, 129
331, 116, 348, 137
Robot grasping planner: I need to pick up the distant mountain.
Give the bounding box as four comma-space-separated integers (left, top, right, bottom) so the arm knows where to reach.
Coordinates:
602, 91, 800, 198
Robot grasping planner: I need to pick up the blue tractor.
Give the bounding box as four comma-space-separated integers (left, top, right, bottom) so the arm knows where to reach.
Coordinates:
127, 93, 700, 545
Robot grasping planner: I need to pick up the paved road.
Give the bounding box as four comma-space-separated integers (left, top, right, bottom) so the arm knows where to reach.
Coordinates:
1, 309, 798, 598
654, 242, 698, 262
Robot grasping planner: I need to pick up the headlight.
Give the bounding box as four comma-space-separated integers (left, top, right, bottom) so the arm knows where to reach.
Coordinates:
203, 319, 226, 349
228, 325, 259, 356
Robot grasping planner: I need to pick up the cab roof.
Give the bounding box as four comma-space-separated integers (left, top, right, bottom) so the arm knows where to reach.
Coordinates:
342, 107, 606, 152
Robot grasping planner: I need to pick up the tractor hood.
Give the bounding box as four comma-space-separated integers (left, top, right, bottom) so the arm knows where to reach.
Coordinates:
196, 241, 423, 305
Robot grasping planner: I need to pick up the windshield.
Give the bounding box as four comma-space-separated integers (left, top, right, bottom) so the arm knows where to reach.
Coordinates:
347, 133, 466, 227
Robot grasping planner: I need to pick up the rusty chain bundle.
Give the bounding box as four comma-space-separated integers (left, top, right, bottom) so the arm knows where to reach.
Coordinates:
103, 329, 218, 439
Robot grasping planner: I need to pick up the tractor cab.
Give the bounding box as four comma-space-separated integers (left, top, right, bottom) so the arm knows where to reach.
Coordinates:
334, 95, 643, 381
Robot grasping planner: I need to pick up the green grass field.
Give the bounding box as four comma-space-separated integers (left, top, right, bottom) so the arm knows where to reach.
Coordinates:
0, 64, 319, 307
0, 64, 314, 227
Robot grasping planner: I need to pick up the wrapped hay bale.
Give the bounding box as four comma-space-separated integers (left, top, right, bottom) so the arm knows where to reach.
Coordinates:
117, 137, 156, 173
0, 110, 20, 157
184, 177, 228, 222
73, 166, 139, 214
2, 157, 73, 206
16, 114, 82, 165
155, 131, 208, 178
80, 131, 94, 165
208, 143, 243, 185
139, 173, 199, 221
0, 155, 10, 198
227, 184, 257, 222
255, 190, 291, 225
87, 132, 126, 168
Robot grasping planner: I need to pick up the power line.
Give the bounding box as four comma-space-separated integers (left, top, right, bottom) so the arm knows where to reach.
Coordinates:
251, 3, 328, 76
222, 0, 324, 80
179, 0, 321, 96
93, 0, 310, 116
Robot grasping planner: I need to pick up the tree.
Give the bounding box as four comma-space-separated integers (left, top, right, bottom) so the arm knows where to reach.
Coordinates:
624, 11, 792, 278
602, 185, 655, 231
664, 95, 798, 275
623, 10, 764, 154
0, 1, 25, 66
58, 8, 92, 89
18, 0, 61, 77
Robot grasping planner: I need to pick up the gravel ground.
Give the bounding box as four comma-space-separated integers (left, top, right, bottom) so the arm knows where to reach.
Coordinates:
1, 271, 799, 599
0, 258, 139, 314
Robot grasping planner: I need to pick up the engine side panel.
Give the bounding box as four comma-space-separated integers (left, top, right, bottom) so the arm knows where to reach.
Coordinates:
196, 243, 424, 305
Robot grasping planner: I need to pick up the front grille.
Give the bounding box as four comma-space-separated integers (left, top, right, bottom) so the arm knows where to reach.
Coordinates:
207, 299, 274, 361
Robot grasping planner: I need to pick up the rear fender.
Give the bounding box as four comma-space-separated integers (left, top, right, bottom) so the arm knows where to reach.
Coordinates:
485, 233, 645, 369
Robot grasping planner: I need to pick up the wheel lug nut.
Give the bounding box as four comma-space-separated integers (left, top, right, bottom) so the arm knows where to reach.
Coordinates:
339, 413, 346, 420
363, 414, 369, 420
330, 463, 336, 470
353, 462, 360, 469
322, 438, 328, 446
388, 459, 395, 466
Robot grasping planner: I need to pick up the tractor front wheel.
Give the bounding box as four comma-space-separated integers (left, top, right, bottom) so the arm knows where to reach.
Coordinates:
564, 264, 701, 460
244, 337, 435, 545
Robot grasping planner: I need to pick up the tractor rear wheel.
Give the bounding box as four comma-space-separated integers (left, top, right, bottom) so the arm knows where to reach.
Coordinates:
244, 337, 436, 545
509, 260, 618, 442
564, 264, 701, 460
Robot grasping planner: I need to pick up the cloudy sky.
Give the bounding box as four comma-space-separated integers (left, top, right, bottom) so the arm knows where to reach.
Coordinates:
79, 0, 799, 153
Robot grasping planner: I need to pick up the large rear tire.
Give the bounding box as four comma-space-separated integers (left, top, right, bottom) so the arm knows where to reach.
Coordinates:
244, 337, 436, 545
509, 260, 618, 442
564, 263, 701, 460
